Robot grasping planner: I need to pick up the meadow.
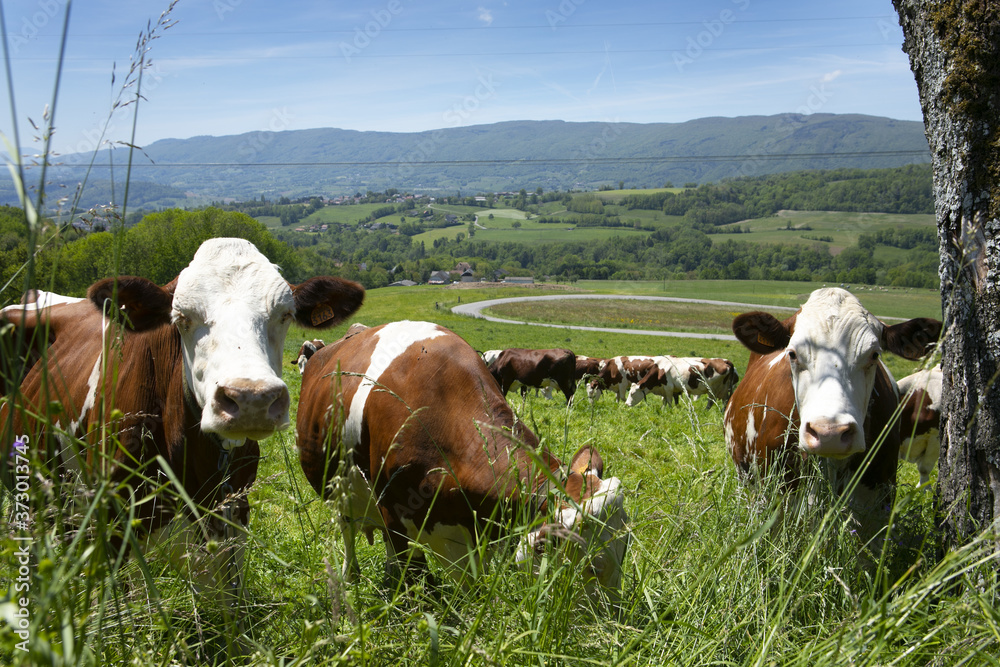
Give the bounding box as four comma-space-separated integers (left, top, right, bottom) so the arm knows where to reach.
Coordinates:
4, 281, 995, 666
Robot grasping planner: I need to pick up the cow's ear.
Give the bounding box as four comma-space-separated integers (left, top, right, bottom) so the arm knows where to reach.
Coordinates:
88, 276, 173, 331
569, 445, 604, 478
291, 277, 365, 329
732, 312, 794, 354
882, 317, 941, 360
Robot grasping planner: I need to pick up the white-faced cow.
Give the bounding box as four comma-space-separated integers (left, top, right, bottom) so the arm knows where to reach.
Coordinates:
295, 321, 628, 597
0, 238, 364, 598
724, 288, 940, 538
586, 356, 657, 402
292, 339, 326, 374
626, 356, 738, 408
896, 365, 942, 486
488, 347, 577, 402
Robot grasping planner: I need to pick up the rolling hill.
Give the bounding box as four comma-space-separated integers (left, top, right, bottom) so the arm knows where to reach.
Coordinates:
22, 113, 931, 205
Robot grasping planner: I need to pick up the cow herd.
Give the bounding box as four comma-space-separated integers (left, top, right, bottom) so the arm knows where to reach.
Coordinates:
0, 238, 945, 612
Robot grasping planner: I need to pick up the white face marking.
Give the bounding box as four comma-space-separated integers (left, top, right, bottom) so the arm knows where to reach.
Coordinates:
482, 349, 502, 365
342, 321, 447, 447
786, 289, 883, 457
516, 475, 629, 595
170, 238, 295, 440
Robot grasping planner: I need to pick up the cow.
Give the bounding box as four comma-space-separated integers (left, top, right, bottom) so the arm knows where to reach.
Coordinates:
574, 355, 606, 383
481, 349, 503, 366
586, 356, 657, 402
896, 366, 942, 486
625, 356, 739, 408
0, 238, 365, 600
1, 290, 85, 394
292, 339, 325, 374
488, 347, 577, 402
723, 287, 940, 543
295, 321, 628, 598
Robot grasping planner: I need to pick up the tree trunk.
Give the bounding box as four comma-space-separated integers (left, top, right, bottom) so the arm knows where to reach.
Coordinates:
894, 0, 1000, 550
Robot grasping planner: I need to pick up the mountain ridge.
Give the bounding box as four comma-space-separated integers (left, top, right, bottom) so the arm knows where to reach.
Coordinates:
33, 113, 931, 205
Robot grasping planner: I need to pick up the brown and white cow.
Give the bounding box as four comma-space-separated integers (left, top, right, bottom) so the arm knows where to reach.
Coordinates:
724, 288, 940, 537
574, 355, 606, 383
0, 238, 364, 596
488, 347, 577, 402
896, 365, 942, 486
296, 321, 628, 596
292, 339, 326, 374
626, 356, 738, 408
586, 356, 657, 402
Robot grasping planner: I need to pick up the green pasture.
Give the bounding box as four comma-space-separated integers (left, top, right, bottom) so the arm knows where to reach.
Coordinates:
4, 281, 994, 667
592, 187, 685, 202
712, 210, 937, 250
301, 203, 390, 226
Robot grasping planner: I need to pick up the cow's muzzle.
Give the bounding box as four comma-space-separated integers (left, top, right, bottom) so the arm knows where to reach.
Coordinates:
209, 378, 291, 439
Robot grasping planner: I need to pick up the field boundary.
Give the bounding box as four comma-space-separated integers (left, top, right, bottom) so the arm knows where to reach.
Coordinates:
452, 293, 908, 340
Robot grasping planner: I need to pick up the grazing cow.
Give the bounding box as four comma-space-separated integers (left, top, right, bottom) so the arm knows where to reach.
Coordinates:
481, 349, 503, 366
292, 339, 326, 374
723, 288, 940, 538
488, 347, 577, 402
296, 322, 628, 596
626, 356, 738, 408
896, 366, 942, 486
0, 238, 364, 596
574, 355, 606, 383
586, 356, 657, 402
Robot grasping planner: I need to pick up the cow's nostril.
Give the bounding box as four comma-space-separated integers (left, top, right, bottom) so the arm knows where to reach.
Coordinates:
215, 386, 241, 418
268, 387, 291, 421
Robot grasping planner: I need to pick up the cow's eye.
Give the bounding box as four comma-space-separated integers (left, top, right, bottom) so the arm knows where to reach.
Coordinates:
869, 350, 880, 365
280, 311, 294, 325
173, 312, 192, 333
787, 349, 798, 364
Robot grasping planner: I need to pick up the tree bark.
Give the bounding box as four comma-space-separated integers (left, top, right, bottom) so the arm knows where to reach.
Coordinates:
894, 0, 1000, 551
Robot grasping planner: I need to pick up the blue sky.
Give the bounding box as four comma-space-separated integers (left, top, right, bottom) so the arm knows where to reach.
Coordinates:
1, 0, 923, 157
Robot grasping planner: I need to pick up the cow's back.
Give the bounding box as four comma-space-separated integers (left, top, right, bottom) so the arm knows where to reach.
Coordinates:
298, 322, 541, 521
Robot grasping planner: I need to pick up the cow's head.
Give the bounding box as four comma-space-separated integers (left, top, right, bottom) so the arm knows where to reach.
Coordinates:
90, 238, 364, 442
517, 446, 629, 596
732, 288, 940, 458
293, 339, 325, 374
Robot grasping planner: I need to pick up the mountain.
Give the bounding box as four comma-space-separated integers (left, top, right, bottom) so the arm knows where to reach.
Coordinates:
27, 113, 930, 204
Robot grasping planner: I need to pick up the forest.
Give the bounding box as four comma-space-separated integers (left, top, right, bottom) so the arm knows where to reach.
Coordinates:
0, 164, 940, 303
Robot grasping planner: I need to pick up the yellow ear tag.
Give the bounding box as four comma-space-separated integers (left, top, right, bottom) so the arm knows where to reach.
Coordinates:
757, 333, 771, 347
311, 303, 335, 326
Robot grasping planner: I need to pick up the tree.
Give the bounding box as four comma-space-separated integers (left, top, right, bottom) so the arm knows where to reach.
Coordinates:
894, 1, 1000, 552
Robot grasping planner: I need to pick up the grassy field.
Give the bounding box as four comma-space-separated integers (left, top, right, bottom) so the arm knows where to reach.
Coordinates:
712, 210, 937, 252
3, 282, 995, 666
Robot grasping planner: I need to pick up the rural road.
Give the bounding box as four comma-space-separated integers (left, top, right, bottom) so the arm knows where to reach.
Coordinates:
451, 294, 802, 341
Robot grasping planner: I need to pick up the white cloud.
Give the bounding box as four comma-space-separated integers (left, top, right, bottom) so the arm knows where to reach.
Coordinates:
477, 7, 493, 25
820, 69, 843, 83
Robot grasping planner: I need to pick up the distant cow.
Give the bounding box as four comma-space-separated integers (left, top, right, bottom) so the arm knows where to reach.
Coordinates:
626, 356, 738, 408
488, 348, 577, 402
296, 321, 628, 596
586, 356, 657, 402
1, 238, 365, 598
896, 366, 942, 486
481, 349, 503, 366
574, 355, 606, 383
724, 288, 940, 538
292, 339, 325, 374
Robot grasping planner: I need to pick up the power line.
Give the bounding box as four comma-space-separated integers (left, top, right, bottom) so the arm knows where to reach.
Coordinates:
67, 150, 930, 169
